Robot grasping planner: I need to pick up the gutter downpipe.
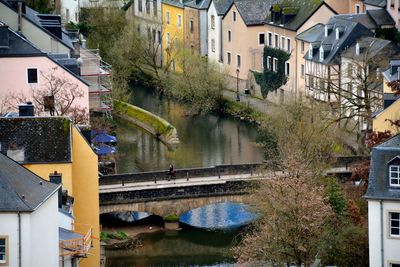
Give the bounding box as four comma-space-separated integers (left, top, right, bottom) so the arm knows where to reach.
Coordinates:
380, 200, 384, 267
18, 212, 22, 267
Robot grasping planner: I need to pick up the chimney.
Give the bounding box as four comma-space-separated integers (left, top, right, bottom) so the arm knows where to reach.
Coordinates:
17, 0, 26, 33
356, 42, 360, 55
18, 102, 34, 116
49, 171, 63, 208
0, 26, 9, 48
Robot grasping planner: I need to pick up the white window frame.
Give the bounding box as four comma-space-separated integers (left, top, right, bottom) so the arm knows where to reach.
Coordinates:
274, 33, 279, 48
355, 4, 360, 14
237, 54, 241, 68
258, 32, 265, 46
166, 11, 170, 24
177, 14, 182, 28
281, 36, 285, 50
211, 38, 215, 52
227, 51, 231, 65
233, 11, 236, 22
390, 165, 400, 187
267, 56, 271, 70
268, 32, 272, 47
273, 57, 278, 72
319, 46, 324, 61
0, 236, 8, 265
308, 44, 313, 58
26, 67, 39, 85
285, 61, 290, 76
389, 212, 400, 238
286, 37, 291, 52
211, 15, 215, 29
228, 29, 232, 42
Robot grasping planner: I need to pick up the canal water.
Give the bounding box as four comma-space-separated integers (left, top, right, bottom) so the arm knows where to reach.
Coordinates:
104, 203, 255, 267
106, 86, 263, 266
114, 85, 265, 173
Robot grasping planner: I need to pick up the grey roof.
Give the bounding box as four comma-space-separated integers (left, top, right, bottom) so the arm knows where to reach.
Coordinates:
383, 60, 400, 82
0, 0, 74, 50
0, 153, 60, 212
230, 0, 273, 25
367, 9, 395, 27
365, 135, 400, 200
0, 26, 45, 57
162, 0, 184, 8
184, 0, 211, 9
299, 18, 374, 65
0, 117, 72, 164
212, 0, 233, 15
341, 37, 400, 61
59, 227, 83, 241
265, 0, 333, 31
364, 0, 386, 8
333, 13, 376, 30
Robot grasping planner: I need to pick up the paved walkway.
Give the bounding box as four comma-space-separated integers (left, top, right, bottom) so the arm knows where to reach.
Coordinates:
99, 172, 266, 193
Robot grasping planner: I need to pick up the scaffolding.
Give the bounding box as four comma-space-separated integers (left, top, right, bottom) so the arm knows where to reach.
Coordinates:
80, 48, 113, 118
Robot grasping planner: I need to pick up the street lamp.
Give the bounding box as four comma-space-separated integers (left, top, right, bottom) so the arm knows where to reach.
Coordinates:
236, 68, 240, 102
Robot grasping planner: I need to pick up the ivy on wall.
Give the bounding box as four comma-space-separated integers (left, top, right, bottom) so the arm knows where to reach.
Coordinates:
254, 46, 290, 98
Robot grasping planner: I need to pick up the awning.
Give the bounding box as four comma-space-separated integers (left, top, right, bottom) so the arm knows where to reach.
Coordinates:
94, 144, 117, 155
92, 133, 117, 143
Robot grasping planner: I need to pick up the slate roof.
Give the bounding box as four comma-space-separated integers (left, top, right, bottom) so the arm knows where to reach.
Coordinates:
340, 37, 399, 61
185, 0, 211, 9
162, 0, 184, 8
0, 0, 74, 50
265, 0, 333, 31
0, 153, 60, 212
212, 0, 233, 15
383, 60, 400, 82
365, 135, 400, 200
0, 117, 72, 164
367, 9, 395, 27
229, 0, 273, 25
298, 18, 374, 65
364, 0, 386, 8
0, 25, 45, 57
59, 227, 83, 240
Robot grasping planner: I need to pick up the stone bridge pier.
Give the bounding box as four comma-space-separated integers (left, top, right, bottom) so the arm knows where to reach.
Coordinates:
100, 194, 250, 217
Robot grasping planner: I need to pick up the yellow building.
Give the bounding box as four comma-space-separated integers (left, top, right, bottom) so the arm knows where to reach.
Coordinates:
0, 117, 100, 267
373, 60, 400, 134
162, 0, 185, 72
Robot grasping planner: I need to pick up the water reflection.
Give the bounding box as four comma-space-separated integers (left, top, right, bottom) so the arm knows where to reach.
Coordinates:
110, 211, 151, 222
114, 86, 264, 173
180, 202, 256, 230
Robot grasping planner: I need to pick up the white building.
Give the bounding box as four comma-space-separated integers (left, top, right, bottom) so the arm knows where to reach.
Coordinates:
0, 153, 60, 267
59, 0, 80, 24
365, 135, 400, 267
207, 0, 232, 66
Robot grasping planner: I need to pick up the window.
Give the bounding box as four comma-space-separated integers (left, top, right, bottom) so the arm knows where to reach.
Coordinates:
27, 68, 38, 84
308, 44, 313, 58
391, 0, 394, 7
285, 62, 290, 76
190, 20, 194, 33
166, 11, 170, 24
355, 4, 360, 14
268, 32, 272, 46
146, 0, 150, 14
286, 38, 291, 52
258, 33, 265, 45
267, 56, 271, 70
301, 64, 305, 78
158, 30, 161, 44
390, 264, 400, 267
275, 34, 279, 48
211, 15, 215, 29
281, 36, 285, 50
211, 38, 215, 52
390, 212, 400, 237
233, 11, 236, 21
237, 54, 241, 68
273, 57, 278, 72
227, 52, 231, 64
228, 30, 232, 42
139, 0, 143, 12
153, 0, 157, 16
66, 8, 70, 21
166, 32, 170, 46
347, 63, 353, 77
319, 47, 324, 61
178, 15, 182, 28
301, 41, 304, 53
390, 165, 400, 187
0, 237, 7, 264
152, 29, 156, 43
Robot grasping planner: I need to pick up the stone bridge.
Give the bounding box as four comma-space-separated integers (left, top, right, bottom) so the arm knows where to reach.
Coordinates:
99, 157, 369, 216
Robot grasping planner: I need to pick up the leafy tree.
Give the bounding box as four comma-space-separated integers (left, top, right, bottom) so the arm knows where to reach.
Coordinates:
326, 178, 347, 216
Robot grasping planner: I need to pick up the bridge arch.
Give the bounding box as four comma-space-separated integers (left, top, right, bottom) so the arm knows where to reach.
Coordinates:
100, 195, 250, 217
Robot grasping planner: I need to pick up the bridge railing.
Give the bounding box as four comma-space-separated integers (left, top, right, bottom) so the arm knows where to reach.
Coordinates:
99, 163, 265, 185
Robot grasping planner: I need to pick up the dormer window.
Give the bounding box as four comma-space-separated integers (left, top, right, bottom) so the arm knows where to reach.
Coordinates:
390, 164, 400, 187
308, 44, 313, 59
356, 42, 360, 56
335, 28, 339, 40
319, 46, 324, 61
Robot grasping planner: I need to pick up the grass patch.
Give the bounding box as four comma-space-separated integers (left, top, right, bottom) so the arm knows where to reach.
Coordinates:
114, 100, 174, 135
164, 214, 180, 222
220, 98, 266, 124
100, 231, 129, 242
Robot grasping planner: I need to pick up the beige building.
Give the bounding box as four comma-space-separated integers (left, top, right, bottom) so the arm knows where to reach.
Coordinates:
387, 0, 400, 29
184, 6, 201, 51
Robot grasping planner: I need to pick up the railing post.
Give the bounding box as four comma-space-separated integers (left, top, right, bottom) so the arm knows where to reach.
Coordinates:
218, 168, 221, 179
154, 175, 157, 184
187, 172, 189, 181
122, 179, 124, 186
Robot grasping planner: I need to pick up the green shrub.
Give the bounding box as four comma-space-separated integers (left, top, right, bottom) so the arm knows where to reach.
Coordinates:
164, 214, 180, 222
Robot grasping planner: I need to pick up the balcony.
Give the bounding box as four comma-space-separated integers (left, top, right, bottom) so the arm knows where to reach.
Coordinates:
59, 225, 93, 258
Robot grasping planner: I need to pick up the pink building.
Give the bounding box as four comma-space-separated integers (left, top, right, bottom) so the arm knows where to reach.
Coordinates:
0, 25, 90, 122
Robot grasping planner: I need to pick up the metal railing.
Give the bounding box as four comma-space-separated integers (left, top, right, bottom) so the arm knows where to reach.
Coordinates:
59, 224, 93, 257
